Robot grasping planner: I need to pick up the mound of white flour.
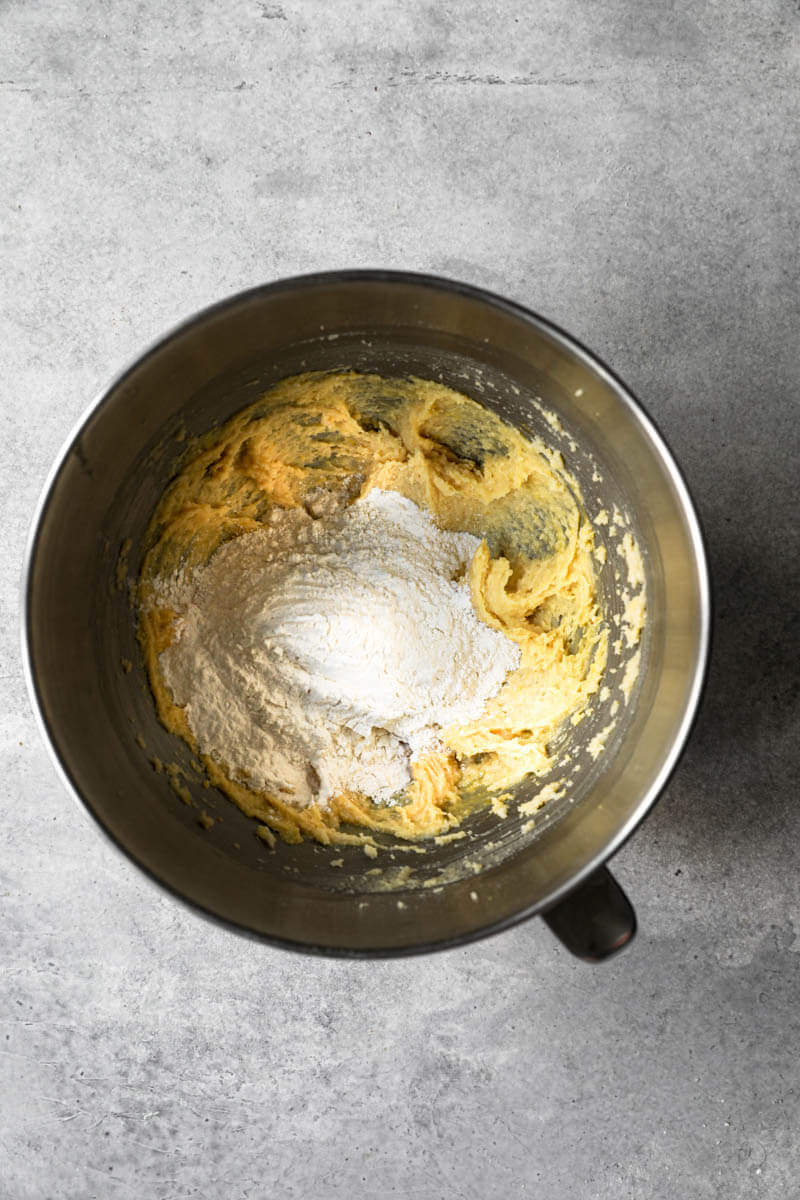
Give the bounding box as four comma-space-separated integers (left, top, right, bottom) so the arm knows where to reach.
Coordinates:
157, 489, 520, 808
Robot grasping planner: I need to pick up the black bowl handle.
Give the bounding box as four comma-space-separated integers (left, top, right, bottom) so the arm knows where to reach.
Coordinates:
542, 865, 636, 961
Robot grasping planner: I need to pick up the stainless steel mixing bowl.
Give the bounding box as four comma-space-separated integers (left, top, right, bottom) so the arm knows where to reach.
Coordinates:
23, 271, 710, 958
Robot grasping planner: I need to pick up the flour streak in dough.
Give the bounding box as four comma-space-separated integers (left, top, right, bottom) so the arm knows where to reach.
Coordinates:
156, 490, 520, 809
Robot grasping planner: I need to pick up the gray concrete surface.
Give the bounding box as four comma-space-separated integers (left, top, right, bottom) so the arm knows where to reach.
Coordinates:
2, 2, 799, 1197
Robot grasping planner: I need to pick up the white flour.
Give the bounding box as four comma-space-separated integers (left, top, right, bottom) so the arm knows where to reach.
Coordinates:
156, 489, 520, 809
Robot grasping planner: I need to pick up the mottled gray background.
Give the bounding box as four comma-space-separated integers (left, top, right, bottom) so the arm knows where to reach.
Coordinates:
2, 2, 799, 1197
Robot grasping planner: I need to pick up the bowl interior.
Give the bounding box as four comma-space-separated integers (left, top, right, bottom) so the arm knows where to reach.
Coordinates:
25, 275, 707, 952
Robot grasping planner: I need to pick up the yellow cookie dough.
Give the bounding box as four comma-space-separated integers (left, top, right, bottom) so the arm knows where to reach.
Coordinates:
138, 371, 607, 845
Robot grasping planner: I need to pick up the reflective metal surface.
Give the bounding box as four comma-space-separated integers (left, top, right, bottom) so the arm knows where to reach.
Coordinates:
22, 271, 710, 954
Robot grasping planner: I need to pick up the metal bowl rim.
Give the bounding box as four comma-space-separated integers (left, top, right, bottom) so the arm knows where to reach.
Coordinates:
20, 268, 712, 956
